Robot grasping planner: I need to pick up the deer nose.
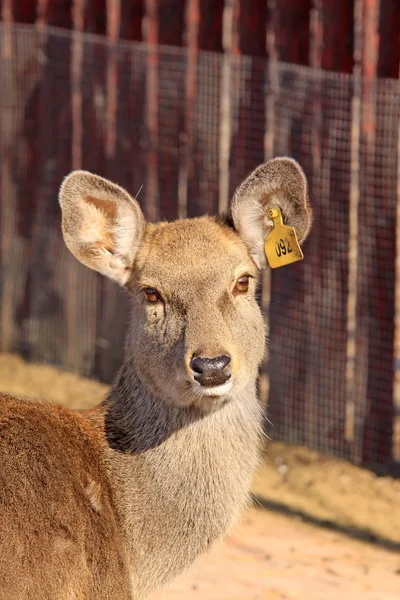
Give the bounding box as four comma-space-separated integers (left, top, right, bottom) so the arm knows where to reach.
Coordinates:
190, 355, 232, 387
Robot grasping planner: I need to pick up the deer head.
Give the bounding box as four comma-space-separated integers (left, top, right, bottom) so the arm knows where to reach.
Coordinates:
59, 158, 311, 414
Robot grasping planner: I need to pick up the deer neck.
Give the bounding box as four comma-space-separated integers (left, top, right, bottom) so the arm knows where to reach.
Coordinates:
102, 363, 262, 595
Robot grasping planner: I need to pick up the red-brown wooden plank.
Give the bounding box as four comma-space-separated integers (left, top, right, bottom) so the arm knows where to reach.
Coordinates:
359, 0, 395, 466
301, 0, 323, 447
238, 0, 267, 57
1, 0, 12, 24
157, 0, 186, 220
85, 0, 106, 34
274, 0, 311, 65
319, 0, 354, 73
12, 0, 36, 23
305, 0, 352, 456
229, 0, 266, 196
259, 0, 278, 415
120, 0, 143, 41
186, 0, 221, 217
158, 0, 185, 46
345, 0, 362, 460
393, 58, 400, 462
71, 0, 84, 168
105, 0, 120, 158
267, 0, 313, 450
377, 0, 400, 78
178, 0, 199, 218
197, 0, 224, 52
218, 0, 237, 213
0, 0, 16, 351
143, 0, 159, 221
42, 0, 72, 28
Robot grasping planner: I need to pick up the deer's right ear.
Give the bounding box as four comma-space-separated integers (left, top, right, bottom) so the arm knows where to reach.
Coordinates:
59, 171, 144, 285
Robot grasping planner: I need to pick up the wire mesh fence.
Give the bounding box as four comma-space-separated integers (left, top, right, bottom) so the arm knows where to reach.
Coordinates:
1, 23, 400, 472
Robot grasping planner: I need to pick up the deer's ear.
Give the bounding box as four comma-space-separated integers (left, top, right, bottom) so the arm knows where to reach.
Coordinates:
230, 157, 312, 269
59, 171, 144, 285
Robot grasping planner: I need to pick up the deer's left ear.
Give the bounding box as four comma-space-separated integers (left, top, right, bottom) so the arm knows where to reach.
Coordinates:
230, 157, 312, 269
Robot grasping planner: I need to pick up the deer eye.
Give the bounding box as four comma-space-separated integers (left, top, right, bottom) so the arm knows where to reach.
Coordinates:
144, 288, 161, 303
235, 275, 250, 294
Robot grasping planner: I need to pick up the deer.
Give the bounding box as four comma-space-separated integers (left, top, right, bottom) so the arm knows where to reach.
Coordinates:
0, 157, 311, 600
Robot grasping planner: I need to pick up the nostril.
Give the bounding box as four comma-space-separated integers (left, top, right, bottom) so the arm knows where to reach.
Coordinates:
190, 356, 204, 374
218, 355, 231, 370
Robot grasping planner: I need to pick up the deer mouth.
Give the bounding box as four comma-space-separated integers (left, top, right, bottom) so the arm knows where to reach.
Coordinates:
176, 372, 234, 406
191, 380, 233, 398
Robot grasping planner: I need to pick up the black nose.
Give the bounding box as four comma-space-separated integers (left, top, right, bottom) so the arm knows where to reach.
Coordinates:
190, 355, 232, 387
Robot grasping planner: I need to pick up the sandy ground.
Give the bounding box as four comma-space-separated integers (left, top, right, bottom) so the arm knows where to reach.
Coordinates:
150, 507, 400, 600
1, 352, 400, 599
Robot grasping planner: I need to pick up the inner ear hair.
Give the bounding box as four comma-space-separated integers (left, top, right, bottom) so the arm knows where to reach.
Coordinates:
80, 196, 117, 252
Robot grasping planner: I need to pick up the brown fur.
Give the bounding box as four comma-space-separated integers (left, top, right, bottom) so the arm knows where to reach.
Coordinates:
0, 158, 311, 599
0, 396, 130, 600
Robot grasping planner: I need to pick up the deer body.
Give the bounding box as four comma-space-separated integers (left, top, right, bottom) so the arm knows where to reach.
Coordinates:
0, 158, 311, 599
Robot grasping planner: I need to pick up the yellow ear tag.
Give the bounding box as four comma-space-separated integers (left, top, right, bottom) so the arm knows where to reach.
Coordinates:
264, 207, 304, 269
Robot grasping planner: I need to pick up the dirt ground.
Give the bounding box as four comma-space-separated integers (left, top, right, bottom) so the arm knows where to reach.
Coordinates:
149, 507, 400, 600
1, 352, 400, 599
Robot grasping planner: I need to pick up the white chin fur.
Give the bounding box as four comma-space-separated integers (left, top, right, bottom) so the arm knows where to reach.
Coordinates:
193, 381, 233, 397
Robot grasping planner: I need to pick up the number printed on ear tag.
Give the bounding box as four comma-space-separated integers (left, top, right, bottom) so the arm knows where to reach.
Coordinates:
264, 207, 304, 269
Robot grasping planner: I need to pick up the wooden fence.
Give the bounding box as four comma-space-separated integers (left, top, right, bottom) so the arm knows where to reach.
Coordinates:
1, 0, 400, 472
